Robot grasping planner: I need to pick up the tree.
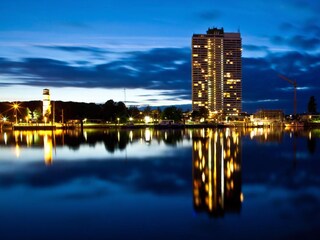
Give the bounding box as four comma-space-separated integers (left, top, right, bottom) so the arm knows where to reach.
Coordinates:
116, 101, 128, 122
161, 106, 183, 122
128, 106, 140, 117
102, 100, 117, 122
308, 96, 317, 114
191, 106, 209, 121
143, 105, 152, 116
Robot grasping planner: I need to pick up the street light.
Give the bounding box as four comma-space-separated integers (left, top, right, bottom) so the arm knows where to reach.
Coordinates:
144, 116, 151, 124
13, 103, 19, 124
117, 117, 120, 125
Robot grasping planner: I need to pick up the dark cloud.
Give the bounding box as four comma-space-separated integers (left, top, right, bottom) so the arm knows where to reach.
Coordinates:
303, 22, 320, 35
279, 20, 320, 36
38, 45, 109, 55
198, 9, 221, 21
0, 47, 191, 95
243, 44, 269, 52
139, 89, 191, 101
279, 22, 296, 31
242, 51, 320, 113
271, 35, 320, 50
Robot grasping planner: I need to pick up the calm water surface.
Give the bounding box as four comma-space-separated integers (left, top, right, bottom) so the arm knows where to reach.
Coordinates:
0, 128, 319, 240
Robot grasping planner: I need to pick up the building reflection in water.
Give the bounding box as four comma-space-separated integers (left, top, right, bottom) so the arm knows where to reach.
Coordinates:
193, 128, 243, 217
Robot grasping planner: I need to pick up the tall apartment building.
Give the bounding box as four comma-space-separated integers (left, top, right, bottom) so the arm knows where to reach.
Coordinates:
192, 27, 242, 116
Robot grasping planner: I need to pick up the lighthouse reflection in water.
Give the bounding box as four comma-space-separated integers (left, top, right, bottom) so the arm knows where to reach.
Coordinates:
193, 128, 242, 217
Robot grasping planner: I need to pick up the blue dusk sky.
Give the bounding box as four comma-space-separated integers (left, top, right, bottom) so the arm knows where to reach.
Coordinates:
0, 0, 319, 113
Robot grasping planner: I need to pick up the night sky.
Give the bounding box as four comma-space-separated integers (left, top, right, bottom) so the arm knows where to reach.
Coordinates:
0, 0, 319, 113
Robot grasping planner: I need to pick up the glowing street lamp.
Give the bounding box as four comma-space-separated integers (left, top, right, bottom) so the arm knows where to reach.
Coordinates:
117, 117, 120, 125
13, 103, 19, 124
144, 116, 150, 124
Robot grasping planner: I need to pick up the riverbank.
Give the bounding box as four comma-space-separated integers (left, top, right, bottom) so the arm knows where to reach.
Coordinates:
2, 121, 320, 131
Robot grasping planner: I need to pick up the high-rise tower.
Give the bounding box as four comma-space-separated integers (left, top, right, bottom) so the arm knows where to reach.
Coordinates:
192, 27, 242, 116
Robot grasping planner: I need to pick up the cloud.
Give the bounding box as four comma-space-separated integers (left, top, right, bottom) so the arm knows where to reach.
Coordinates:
0, 47, 191, 94
242, 51, 320, 112
243, 99, 279, 104
197, 9, 221, 21
280, 21, 320, 36
38, 45, 109, 55
138, 89, 191, 103
271, 35, 320, 50
243, 44, 269, 52
279, 22, 296, 32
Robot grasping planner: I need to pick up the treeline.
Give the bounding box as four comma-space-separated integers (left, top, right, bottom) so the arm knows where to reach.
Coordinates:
0, 100, 188, 123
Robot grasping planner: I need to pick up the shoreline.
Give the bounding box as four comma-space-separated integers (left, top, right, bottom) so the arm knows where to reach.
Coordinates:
1, 122, 319, 131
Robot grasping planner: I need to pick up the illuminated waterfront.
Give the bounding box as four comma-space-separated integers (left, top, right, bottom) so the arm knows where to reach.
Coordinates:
0, 128, 319, 239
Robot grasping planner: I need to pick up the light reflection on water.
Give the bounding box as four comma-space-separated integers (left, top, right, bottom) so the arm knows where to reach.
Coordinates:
0, 128, 319, 239
192, 129, 242, 218
0, 128, 192, 163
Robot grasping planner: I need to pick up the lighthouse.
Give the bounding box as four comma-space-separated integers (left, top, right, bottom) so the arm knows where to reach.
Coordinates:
43, 89, 51, 118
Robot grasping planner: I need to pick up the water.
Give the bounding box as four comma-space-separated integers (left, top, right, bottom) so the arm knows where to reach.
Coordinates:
0, 128, 319, 240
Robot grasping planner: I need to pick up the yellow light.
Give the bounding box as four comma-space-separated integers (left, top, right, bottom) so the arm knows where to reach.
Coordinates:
15, 143, 20, 158
44, 134, 53, 165
145, 128, 151, 142
202, 172, 206, 182
240, 193, 244, 202
144, 116, 151, 124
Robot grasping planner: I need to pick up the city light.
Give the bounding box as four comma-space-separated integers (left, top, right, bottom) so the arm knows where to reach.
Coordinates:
11, 102, 20, 124
144, 116, 151, 124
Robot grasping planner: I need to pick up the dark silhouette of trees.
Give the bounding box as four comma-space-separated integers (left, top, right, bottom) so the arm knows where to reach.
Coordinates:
0, 100, 190, 124
308, 96, 317, 114
192, 106, 209, 121
161, 106, 183, 122
143, 105, 152, 116
102, 100, 128, 123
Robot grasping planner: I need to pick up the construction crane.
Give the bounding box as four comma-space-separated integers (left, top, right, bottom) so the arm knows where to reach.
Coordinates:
279, 75, 297, 116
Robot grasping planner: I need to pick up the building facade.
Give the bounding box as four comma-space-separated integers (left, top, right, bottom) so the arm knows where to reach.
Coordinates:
192, 28, 242, 116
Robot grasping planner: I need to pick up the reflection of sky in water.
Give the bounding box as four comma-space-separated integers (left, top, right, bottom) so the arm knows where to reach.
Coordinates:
0, 128, 320, 239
